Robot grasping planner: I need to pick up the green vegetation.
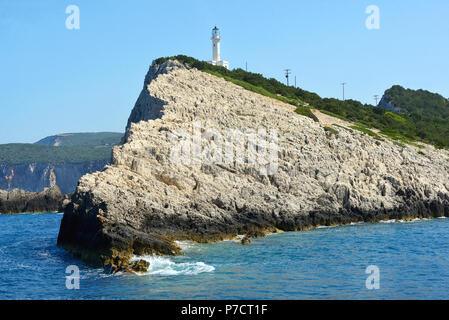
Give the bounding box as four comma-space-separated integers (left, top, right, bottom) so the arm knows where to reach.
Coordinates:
295, 107, 319, 122
155, 55, 310, 106
384, 112, 406, 124
324, 126, 339, 136
349, 125, 382, 140
381, 85, 449, 148
156, 55, 449, 148
332, 124, 353, 132
1, 132, 122, 165
385, 85, 449, 117
0, 144, 112, 165
35, 132, 123, 147
205, 71, 300, 105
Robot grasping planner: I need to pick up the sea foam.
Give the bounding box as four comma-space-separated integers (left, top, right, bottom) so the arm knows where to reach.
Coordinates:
131, 255, 215, 276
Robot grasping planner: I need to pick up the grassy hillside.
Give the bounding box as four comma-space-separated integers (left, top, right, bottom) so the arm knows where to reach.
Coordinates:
156, 55, 449, 148
35, 132, 123, 147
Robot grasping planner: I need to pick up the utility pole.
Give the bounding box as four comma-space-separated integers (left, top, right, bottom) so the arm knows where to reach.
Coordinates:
294, 76, 297, 88
285, 69, 291, 86
341, 82, 347, 101
245, 62, 248, 72
374, 95, 379, 105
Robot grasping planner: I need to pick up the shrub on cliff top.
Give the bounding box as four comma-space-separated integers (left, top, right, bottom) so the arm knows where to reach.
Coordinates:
154, 55, 449, 149
295, 107, 319, 122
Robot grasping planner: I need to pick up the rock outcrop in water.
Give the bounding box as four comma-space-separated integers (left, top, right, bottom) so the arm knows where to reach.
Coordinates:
0, 186, 64, 214
57, 60, 449, 271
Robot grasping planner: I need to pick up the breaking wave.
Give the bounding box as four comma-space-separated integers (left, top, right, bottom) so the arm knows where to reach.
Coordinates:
380, 217, 434, 224
174, 240, 197, 251
131, 255, 215, 276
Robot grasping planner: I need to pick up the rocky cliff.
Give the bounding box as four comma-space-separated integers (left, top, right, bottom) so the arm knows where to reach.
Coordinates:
57, 60, 449, 271
0, 160, 108, 195
378, 94, 400, 112
0, 186, 64, 214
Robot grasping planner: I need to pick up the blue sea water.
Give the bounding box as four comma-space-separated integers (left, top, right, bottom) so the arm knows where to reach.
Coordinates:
0, 212, 449, 300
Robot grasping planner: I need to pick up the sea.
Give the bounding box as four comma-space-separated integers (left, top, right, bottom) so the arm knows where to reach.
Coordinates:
0, 212, 448, 300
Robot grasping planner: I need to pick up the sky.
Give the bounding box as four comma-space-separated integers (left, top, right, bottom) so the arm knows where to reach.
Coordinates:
1, 0, 448, 144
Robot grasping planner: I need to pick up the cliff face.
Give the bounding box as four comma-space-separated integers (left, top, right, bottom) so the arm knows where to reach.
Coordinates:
122, 62, 171, 142
0, 186, 64, 214
0, 160, 108, 195
58, 60, 449, 271
378, 94, 400, 112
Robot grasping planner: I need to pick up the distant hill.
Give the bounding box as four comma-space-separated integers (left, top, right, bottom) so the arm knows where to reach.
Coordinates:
0, 132, 123, 165
35, 132, 123, 147
0, 132, 123, 194
380, 85, 449, 118
379, 86, 449, 147
0, 144, 114, 165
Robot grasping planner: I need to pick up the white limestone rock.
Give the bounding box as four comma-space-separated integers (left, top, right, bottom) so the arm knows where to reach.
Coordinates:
57, 60, 449, 268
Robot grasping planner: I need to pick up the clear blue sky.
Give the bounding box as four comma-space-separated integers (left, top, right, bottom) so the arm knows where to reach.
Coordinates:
1, 0, 448, 144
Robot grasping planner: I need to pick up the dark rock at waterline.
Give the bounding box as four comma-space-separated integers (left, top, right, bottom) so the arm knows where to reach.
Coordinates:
0, 186, 64, 214
58, 194, 73, 213
129, 259, 150, 273
241, 236, 251, 245
105, 259, 150, 274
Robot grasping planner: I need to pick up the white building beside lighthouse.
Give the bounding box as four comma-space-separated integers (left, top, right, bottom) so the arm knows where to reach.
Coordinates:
208, 26, 229, 69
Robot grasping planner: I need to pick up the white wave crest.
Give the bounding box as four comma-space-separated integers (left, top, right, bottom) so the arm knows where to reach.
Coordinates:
316, 225, 332, 229
174, 240, 196, 251
380, 219, 397, 223
131, 255, 215, 276
381, 217, 436, 224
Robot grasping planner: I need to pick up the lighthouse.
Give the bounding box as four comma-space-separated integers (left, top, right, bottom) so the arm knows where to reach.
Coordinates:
208, 26, 229, 69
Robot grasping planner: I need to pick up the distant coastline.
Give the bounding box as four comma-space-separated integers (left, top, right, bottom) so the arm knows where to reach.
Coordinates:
0, 186, 67, 215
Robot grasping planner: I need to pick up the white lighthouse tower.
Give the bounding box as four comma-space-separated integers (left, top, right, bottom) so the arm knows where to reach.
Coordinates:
208, 26, 229, 69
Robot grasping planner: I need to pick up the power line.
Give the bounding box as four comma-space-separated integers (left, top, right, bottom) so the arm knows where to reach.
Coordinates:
284, 69, 291, 86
